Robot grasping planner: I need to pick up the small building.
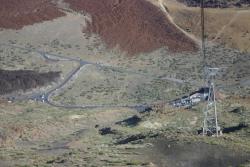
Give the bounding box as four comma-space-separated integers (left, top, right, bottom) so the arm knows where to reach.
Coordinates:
170, 87, 210, 108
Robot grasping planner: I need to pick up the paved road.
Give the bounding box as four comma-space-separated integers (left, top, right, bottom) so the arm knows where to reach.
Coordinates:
1, 43, 197, 110
0, 43, 80, 61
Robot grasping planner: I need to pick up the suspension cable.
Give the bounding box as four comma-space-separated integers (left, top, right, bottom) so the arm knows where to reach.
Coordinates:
201, 0, 206, 85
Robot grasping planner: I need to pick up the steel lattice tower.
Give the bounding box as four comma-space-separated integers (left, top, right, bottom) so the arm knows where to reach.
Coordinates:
200, 0, 221, 136
202, 68, 221, 137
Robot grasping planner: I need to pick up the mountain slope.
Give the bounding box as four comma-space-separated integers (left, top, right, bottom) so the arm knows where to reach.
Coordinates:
65, 0, 198, 55
0, 0, 65, 29
162, 0, 250, 53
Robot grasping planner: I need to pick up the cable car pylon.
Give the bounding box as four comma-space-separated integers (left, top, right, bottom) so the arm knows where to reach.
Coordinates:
200, 0, 222, 137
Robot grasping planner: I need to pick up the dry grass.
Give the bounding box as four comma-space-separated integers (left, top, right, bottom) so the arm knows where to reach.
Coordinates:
51, 64, 183, 106
0, 94, 250, 166
161, 0, 250, 53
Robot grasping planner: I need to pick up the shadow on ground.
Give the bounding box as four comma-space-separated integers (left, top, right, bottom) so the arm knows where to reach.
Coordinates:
141, 138, 250, 167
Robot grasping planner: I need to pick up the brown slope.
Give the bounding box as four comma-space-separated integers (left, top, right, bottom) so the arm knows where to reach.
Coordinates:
0, 0, 65, 30
65, 0, 198, 55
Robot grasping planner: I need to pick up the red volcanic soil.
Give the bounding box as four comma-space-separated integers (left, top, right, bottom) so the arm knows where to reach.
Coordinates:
0, 0, 65, 30
65, 0, 198, 55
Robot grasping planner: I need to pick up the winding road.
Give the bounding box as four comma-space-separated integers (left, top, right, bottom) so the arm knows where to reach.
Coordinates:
1, 43, 212, 110
2, 43, 232, 110
1, 44, 164, 110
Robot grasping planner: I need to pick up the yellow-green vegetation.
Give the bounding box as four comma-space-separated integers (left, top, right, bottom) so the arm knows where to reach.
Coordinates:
0, 95, 250, 166
0, 45, 78, 79
0, 1, 249, 166
52, 64, 186, 106
162, 0, 250, 53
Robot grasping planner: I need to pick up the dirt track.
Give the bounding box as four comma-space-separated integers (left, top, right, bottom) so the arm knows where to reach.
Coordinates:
0, 0, 65, 29
65, 0, 198, 55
